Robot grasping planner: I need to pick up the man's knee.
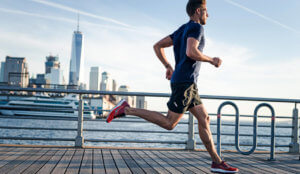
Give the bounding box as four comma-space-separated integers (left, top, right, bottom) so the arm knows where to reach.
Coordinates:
164, 111, 183, 130
165, 122, 176, 130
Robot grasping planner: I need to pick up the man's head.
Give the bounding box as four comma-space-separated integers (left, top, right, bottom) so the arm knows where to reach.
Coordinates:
186, 0, 208, 25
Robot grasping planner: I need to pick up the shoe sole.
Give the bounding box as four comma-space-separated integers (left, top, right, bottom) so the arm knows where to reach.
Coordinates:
211, 168, 238, 173
106, 99, 126, 123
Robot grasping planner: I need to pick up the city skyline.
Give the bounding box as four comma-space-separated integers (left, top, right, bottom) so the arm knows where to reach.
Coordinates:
0, 0, 299, 113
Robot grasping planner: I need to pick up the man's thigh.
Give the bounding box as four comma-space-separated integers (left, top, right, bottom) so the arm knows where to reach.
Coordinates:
189, 104, 209, 121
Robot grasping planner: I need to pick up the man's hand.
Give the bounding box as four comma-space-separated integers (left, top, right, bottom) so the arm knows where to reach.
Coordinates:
165, 64, 174, 80
211, 57, 222, 68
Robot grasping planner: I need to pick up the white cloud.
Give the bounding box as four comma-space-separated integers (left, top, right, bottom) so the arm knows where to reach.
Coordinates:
224, 0, 300, 35
30, 0, 130, 27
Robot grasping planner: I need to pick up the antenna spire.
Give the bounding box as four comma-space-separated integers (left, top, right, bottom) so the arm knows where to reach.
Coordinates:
77, 13, 80, 31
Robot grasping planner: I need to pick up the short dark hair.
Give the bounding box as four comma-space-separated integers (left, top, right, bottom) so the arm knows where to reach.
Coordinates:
186, 0, 206, 17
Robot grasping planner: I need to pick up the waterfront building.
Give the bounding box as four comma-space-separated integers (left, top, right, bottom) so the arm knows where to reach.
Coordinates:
44, 55, 64, 86
112, 79, 117, 91
68, 17, 85, 87
136, 96, 147, 109
45, 68, 64, 85
100, 72, 113, 91
0, 62, 5, 82
118, 85, 135, 107
89, 96, 115, 117
3, 56, 29, 87
89, 67, 101, 90
45, 55, 60, 74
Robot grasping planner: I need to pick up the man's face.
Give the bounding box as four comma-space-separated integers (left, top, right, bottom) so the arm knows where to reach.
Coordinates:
199, 5, 208, 25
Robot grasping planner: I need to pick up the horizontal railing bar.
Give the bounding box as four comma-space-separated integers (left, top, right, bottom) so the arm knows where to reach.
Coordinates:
84, 139, 186, 144
0, 137, 291, 147
1, 86, 300, 103
0, 126, 294, 138
0, 137, 74, 141
0, 106, 77, 112
0, 115, 294, 128
0, 126, 76, 131
195, 142, 290, 147
209, 113, 293, 119
205, 123, 293, 128
208, 133, 291, 138
0, 115, 78, 121
0, 126, 187, 134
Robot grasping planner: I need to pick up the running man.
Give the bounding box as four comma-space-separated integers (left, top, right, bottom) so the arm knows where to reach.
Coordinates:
107, 0, 239, 173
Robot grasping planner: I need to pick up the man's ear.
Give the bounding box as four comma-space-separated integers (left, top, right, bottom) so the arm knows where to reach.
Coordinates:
196, 8, 201, 15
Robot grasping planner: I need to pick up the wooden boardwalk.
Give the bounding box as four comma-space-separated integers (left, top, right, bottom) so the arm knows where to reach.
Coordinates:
0, 146, 299, 174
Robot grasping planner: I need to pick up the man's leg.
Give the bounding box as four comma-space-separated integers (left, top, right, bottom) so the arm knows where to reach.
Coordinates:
189, 104, 222, 164
125, 107, 184, 130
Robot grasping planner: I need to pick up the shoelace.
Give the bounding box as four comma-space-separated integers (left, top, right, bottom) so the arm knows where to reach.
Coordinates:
221, 161, 230, 169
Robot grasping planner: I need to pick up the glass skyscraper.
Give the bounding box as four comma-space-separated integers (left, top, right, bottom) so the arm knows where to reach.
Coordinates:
69, 26, 84, 86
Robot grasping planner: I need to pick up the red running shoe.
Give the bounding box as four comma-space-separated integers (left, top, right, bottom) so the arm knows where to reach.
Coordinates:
211, 161, 239, 173
106, 99, 130, 123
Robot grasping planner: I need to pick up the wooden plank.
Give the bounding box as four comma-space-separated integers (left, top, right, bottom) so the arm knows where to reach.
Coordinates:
127, 150, 158, 174
143, 150, 181, 174
93, 149, 106, 174
274, 154, 300, 170
51, 149, 75, 174
36, 148, 66, 174
152, 150, 194, 174
192, 150, 264, 174
79, 149, 93, 174
135, 150, 170, 174
7, 148, 49, 174
22, 148, 58, 174
0, 148, 40, 174
171, 150, 211, 173
250, 153, 300, 173
119, 149, 145, 174
111, 149, 131, 174
163, 150, 209, 174
220, 152, 273, 174
166, 150, 210, 173
0, 147, 14, 153
102, 149, 119, 174
65, 149, 84, 174
0, 147, 30, 168
225, 152, 290, 174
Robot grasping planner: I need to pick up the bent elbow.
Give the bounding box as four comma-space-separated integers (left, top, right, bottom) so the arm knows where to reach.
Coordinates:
186, 50, 193, 58
153, 42, 161, 50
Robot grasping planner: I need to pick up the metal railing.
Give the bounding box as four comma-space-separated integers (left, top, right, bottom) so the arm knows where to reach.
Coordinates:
0, 86, 299, 157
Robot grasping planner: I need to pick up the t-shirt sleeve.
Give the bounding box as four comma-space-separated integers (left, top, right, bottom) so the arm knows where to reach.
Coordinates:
187, 24, 203, 41
169, 32, 175, 40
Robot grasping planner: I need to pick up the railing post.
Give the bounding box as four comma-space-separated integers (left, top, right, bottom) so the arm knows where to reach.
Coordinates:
186, 112, 195, 150
75, 94, 84, 147
289, 104, 299, 153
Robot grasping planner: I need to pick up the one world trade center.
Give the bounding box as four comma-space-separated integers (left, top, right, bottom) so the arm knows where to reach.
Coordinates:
69, 16, 84, 87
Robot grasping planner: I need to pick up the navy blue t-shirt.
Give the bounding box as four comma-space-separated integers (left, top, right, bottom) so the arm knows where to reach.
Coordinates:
170, 20, 205, 84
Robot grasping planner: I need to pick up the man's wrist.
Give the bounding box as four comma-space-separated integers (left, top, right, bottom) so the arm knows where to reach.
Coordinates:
165, 63, 171, 69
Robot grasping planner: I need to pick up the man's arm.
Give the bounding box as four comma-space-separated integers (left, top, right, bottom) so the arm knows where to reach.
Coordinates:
186, 37, 221, 67
153, 36, 173, 69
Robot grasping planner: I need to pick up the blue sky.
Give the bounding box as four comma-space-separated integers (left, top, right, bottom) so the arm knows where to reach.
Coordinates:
0, 0, 299, 112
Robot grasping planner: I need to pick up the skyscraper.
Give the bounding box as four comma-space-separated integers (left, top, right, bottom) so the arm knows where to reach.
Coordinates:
3, 56, 29, 87
44, 55, 64, 86
69, 15, 84, 86
100, 72, 112, 91
118, 85, 135, 107
45, 55, 60, 74
0, 62, 5, 82
89, 67, 100, 90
